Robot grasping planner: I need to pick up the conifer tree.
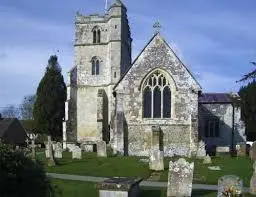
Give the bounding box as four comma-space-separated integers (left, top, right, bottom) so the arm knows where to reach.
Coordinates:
33, 55, 66, 140
238, 80, 256, 140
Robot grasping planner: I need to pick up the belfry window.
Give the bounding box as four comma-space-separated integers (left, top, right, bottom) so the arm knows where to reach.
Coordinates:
91, 57, 100, 75
143, 70, 172, 118
92, 26, 101, 44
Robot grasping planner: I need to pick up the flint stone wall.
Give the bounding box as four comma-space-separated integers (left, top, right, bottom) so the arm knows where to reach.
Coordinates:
114, 34, 201, 156
199, 103, 246, 152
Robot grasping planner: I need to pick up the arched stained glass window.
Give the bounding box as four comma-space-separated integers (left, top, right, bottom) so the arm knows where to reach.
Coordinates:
163, 86, 171, 118
143, 87, 152, 118
142, 70, 172, 118
153, 86, 161, 118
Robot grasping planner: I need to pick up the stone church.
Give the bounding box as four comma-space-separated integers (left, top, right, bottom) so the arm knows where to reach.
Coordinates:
63, 0, 246, 156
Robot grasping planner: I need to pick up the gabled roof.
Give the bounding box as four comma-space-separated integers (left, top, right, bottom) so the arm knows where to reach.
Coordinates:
0, 118, 15, 137
199, 93, 232, 104
114, 33, 202, 90
0, 118, 28, 144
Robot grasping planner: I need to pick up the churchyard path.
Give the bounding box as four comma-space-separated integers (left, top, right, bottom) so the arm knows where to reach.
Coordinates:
47, 173, 250, 192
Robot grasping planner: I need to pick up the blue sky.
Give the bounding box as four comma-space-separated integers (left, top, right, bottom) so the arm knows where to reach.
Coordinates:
0, 0, 255, 107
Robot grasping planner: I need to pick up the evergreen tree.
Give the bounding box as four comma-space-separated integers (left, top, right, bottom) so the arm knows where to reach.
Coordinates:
33, 55, 66, 140
238, 80, 256, 140
237, 61, 256, 82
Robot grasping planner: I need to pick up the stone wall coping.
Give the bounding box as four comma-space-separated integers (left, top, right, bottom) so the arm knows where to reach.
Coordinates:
97, 177, 143, 191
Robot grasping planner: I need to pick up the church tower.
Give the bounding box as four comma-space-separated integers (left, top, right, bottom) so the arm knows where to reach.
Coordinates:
63, 0, 132, 145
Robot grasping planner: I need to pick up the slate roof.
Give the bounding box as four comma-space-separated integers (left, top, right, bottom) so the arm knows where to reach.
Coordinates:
199, 93, 232, 104
0, 118, 14, 137
0, 118, 27, 144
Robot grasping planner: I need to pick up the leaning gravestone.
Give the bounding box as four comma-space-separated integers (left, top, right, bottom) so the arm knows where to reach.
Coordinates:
97, 177, 143, 197
218, 175, 243, 197
251, 142, 256, 160
72, 146, 82, 159
97, 141, 107, 157
167, 158, 194, 197
196, 140, 206, 159
54, 142, 63, 159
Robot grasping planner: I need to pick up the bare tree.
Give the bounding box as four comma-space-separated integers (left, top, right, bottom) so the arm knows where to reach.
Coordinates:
1, 105, 20, 118
19, 95, 36, 120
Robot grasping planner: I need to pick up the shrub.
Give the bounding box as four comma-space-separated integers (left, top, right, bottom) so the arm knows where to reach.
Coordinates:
0, 143, 58, 197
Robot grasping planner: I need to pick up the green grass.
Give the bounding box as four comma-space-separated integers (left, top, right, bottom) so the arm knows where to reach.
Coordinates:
51, 179, 218, 197
38, 151, 253, 187
39, 152, 150, 178
160, 156, 253, 186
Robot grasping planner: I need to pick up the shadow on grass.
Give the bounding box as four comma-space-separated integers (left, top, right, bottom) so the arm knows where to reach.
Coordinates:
140, 188, 216, 197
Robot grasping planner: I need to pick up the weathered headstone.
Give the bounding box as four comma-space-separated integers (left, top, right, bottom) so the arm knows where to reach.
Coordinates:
251, 142, 256, 160
97, 177, 143, 197
67, 143, 77, 152
54, 142, 63, 159
236, 143, 247, 157
167, 158, 194, 197
45, 143, 50, 158
203, 154, 212, 164
196, 140, 206, 159
216, 146, 230, 156
72, 146, 82, 159
45, 136, 56, 167
149, 149, 164, 171
97, 141, 107, 157
31, 139, 36, 160
218, 175, 243, 197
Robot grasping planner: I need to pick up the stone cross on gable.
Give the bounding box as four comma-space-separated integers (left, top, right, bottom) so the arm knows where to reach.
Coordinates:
153, 21, 161, 34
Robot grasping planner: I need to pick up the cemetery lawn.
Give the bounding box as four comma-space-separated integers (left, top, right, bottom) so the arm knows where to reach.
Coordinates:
51, 179, 219, 197
161, 156, 253, 187
39, 152, 150, 178
39, 152, 253, 186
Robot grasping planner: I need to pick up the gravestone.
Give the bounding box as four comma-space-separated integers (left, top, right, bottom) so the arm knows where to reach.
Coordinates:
218, 175, 243, 197
31, 139, 36, 160
97, 141, 107, 157
67, 143, 77, 152
149, 126, 164, 171
203, 154, 212, 164
149, 149, 164, 171
45, 136, 56, 166
216, 146, 230, 156
251, 142, 256, 160
45, 143, 50, 158
54, 142, 63, 159
208, 166, 221, 171
72, 146, 82, 159
196, 140, 206, 159
97, 177, 143, 197
236, 143, 247, 157
167, 158, 194, 197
